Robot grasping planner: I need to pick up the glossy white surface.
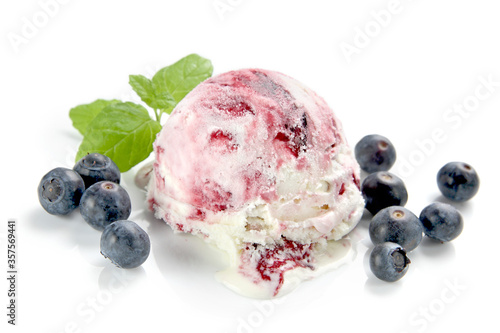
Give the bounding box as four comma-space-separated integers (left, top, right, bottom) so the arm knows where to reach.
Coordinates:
1, 1, 499, 332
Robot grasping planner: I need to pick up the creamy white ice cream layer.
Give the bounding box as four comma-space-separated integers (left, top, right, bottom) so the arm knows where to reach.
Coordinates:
147, 69, 364, 297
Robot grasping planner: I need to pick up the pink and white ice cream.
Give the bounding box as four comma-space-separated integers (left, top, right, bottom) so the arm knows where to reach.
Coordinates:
147, 69, 364, 298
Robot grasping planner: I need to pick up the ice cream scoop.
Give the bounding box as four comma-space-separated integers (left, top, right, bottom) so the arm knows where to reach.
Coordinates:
147, 69, 364, 298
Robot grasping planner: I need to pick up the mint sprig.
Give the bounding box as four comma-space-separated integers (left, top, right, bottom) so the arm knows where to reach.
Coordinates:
69, 99, 121, 135
75, 102, 162, 171
70, 54, 213, 172
129, 53, 213, 121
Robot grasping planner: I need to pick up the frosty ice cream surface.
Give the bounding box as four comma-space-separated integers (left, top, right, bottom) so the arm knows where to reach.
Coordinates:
147, 69, 365, 297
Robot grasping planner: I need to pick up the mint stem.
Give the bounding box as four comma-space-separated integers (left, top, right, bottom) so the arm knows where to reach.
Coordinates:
153, 108, 161, 122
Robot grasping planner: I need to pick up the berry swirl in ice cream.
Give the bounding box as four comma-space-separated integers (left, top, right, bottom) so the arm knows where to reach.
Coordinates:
147, 69, 364, 298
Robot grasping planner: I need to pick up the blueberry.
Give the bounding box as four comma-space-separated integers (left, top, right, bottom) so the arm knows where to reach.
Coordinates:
419, 202, 464, 242
362, 171, 408, 215
74, 153, 120, 188
437, 162, 479, 201
80, 181, 131, 231
355, 134, 396, 173
369, 242, 410, 282
100, 220, 150, 269
369, 206, 423, 251
38, 167, 85, 215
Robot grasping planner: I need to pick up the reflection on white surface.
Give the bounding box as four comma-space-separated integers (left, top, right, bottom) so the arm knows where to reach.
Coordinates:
3, 0, 499, 331
98, 264, 146, 292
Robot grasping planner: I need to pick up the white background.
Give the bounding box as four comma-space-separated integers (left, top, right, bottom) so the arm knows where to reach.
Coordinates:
1, 0, 499, 332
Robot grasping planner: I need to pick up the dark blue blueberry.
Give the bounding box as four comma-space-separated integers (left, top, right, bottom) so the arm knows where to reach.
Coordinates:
355, 134, 396, 173
437, 162, 479, 201
74, 153, 120, 188
38, 167, 85, 215
362, 171, 408, 215
419, 202, 464, 242
369, 242, 410, 282
100, 220, 150, 269
80, 181, 131, 231
369, 206, 423, 251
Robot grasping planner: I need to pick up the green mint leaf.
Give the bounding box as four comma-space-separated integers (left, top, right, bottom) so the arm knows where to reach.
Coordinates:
75, 102, 162, 172
129, 74, 176, 111
129, 75, 155, 106
152, 53, 213, 114
69, 99, 121, 135
150, 90, 176, 111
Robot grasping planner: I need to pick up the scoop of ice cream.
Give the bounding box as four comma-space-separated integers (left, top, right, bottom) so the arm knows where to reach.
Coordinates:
147, 69, 364, 297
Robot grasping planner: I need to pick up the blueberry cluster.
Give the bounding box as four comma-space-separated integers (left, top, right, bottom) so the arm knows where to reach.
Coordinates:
38, 153, 150, 269
355, 135, 479, 282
